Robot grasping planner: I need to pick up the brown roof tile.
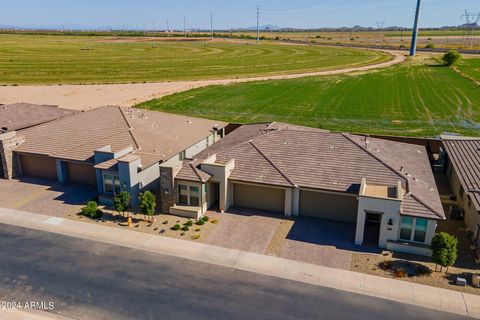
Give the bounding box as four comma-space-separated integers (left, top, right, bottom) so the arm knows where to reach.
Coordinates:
0, 103, 74, 132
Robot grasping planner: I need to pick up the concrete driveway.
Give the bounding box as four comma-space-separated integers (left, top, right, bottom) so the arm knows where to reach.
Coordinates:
0, 177, 97, 217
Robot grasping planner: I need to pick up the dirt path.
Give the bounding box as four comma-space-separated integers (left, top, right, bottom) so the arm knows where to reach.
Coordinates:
0, 50, 405, 111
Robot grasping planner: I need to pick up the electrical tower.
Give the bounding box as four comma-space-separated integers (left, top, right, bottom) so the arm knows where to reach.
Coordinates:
410, 0, 422, 56
376, 21, 385, 44
461, 10, 480, 47
256, 5, 260, 44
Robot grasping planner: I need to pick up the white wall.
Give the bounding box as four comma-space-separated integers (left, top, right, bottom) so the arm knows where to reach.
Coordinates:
356, 196, 402, 247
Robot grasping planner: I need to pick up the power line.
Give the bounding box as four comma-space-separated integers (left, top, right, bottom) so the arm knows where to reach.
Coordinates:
410, 0, 422, 56
183, 16, 186, 37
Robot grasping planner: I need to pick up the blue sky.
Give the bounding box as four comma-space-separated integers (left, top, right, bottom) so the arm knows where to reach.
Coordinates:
1, 0, 478, 29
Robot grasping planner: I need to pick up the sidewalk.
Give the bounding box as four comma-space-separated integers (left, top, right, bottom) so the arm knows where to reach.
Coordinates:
0, 307, 73, 320
0, 207, 479, 318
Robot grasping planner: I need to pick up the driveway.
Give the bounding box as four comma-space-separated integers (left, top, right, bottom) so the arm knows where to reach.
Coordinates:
0, 177, 97, 217
203, 207, 375, 270
280, 217, 378, 270
204, 207, 282, 254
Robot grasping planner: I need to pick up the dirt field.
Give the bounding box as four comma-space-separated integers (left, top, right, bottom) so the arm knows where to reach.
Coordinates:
0, 50, 404, 110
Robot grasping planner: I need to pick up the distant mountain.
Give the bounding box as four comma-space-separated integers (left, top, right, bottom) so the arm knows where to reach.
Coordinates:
246, 24, 281, 31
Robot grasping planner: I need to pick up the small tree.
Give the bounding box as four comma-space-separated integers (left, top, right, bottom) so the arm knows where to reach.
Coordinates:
431, 232, 458, 273
113, 191, 131, 218
139, 191, 156, 223
442, 50, 461, 66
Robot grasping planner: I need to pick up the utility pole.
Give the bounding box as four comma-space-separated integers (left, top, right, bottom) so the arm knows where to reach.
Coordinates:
184, 16, 186, 38
410, 0, 422, 56
166, 19, 169, 32
376, 21, 385, 45
210, 12, 214, 40
256, 5, 260, 44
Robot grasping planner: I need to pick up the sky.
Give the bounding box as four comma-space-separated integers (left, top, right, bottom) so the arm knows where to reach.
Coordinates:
1, 0, 479, 30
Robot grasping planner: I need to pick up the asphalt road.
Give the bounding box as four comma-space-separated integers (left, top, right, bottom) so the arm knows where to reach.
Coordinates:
0, 224, 470, 320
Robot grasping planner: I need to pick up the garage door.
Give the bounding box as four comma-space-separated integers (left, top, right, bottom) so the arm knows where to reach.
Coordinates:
233, 183, 285, 213
66, 162, 97, 186
299, 190, 358, 223
19, 154, 57, 180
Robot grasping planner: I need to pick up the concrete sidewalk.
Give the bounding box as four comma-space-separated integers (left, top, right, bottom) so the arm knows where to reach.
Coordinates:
0, 208, 479, 318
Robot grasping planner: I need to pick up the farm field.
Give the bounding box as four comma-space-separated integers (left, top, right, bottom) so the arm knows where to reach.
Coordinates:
137, 57, 480, 137
456, 58, 480, 82
0, 34, 388, 85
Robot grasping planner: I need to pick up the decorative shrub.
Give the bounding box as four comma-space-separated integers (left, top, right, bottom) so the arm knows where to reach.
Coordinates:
442, 50, 461, 66
416, 265, 432, 276
180, 232, 186, 236
211, 219, 218, 224
202, 216, 210, 222
171, 224, 181, 231
181, 226, 189, 232
184, 220, 193, 227
163, 220, 168, 225
193, 234, 201, 240
81, 201, 102, 219
379, 260, 393, 270
394, 267, 407, 278
196, 219, 205, 226
195, 228, 201, 232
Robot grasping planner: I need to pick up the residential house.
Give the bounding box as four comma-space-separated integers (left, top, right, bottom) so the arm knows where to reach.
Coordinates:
0, 106, 226, 206
442, 136, 480, 249
163, 122, 445, 255
0, 103, 74, 179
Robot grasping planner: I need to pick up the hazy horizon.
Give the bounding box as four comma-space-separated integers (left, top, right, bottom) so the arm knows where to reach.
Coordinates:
1, 0, 479, 30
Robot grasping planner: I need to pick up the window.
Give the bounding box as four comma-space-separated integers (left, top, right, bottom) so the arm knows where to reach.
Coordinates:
177, 183, 205, 207
189, 186, 200, 206
400, 216, 413, 241
103, 173, 120, 194
414, 218, 428, 242
400, 216, 429, 243
178, 184, 189, 205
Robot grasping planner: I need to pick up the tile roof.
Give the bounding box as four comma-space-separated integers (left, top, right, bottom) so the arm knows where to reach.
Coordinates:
184, 123, 444, 220
0, 103, 74, 132
176, 160, 212, 183
442, 137, 480, 212
16, 106, 226, 169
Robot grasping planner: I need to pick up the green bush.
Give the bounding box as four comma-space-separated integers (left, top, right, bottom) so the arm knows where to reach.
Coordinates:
184, 220, 193, 227
113, 191, 131, 216
195, 228, 201, 232
202, 216, 210, 222
442, 50, 461, 66
181, 226, 190, 232
196, 219, 205, 226
425, 43, 434, 49
431, 232, 458, 272
81, 201, 102, 219
139, 191, 156, 220
171, 224, 181, 231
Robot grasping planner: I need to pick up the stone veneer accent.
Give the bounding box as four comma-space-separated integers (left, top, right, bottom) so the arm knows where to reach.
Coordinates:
0, 131, 25, 179
159, 165, 177, 213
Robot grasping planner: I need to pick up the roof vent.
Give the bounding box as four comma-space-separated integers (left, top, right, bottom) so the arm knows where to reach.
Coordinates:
329, 145, 336, 149
283, 141, 289, 145
332, 181, 338, 185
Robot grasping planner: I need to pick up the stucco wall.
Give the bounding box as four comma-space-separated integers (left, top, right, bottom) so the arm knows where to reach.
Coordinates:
356, 196, 402, 247
447, 161, 479, 233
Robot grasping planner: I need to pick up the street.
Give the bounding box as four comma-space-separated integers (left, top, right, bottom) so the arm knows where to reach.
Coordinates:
0, 224, 470, 320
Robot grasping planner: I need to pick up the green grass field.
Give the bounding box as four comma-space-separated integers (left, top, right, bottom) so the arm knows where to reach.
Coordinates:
137, 58, 480, 137
0, 34, 388, 85
456, 58, 480, 82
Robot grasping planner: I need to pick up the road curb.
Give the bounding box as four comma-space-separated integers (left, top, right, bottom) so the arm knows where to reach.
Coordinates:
0, 208, 478, 318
